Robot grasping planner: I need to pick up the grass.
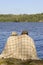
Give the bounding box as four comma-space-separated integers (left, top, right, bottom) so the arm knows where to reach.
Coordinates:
0, 58, 43, 65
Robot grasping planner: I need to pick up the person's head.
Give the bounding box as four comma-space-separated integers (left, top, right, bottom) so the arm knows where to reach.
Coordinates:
21, 31, 28, 35
11, 31, 18, 36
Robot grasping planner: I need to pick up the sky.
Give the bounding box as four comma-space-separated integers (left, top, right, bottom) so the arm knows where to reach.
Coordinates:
0, 0, 43, 14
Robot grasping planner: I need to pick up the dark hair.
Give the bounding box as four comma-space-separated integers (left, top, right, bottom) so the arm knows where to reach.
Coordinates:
21, 31, 28, 35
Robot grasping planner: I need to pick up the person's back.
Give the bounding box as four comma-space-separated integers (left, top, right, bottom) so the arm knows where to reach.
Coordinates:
13, 31, 38, 60
0, 32, 18, 58
14, 34, 37, 60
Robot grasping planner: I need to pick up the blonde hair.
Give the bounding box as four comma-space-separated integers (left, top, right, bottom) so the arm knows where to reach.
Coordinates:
11, 32, 18, 36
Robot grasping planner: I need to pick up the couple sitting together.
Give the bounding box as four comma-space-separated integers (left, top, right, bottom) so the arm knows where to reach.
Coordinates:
0, 31, 38, 60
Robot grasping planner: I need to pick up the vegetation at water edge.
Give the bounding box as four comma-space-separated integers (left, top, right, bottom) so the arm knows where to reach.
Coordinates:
0, 13, 43, 22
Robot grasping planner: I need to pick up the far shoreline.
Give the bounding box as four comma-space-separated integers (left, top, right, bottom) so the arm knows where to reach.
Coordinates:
0, 13, 43, 22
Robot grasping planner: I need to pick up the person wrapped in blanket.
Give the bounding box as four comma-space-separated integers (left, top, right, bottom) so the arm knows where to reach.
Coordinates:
0, 31, 38, 60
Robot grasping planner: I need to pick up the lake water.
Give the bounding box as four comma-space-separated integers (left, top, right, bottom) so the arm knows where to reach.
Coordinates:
0, 22, 43, 59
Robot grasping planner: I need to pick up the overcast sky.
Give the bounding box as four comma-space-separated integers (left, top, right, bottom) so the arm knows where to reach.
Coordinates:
0, 0, 43, 14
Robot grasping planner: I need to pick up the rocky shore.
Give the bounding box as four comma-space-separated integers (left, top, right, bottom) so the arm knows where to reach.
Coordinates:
0, 58, 43, 65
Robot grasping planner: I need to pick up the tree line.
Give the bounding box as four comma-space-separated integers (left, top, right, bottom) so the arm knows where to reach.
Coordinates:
0, 13, 43, 22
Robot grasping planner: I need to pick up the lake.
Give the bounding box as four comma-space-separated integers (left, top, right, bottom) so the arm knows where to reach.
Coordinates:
0, 22, 43, 59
